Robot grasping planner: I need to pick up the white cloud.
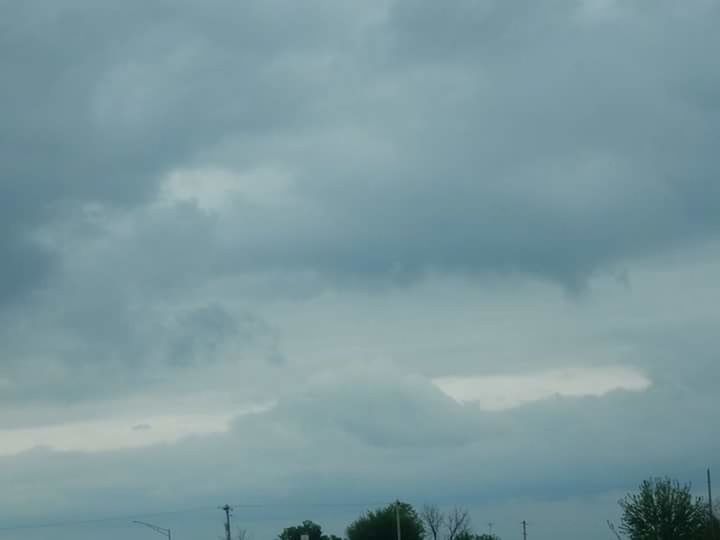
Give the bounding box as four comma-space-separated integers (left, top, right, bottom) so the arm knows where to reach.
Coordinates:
0, 404, 273, 456
160, 166, 301, 213
433, 366, 652, 410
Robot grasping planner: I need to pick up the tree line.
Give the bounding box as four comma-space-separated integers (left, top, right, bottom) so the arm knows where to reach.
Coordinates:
272, 475, 720, 540
277, 503, 499, 540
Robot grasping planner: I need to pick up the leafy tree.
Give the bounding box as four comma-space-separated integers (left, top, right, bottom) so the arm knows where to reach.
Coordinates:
347, 502, 424, 540
455, 533, 499, 540
279, 520, 338, 540
619, 477, 708, 539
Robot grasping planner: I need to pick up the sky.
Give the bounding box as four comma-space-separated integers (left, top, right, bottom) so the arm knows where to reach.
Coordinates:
1, 1, 719, 539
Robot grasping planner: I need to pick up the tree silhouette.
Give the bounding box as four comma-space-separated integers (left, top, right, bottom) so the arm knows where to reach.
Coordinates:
279, 520, 339, 540
347, 502, 424, 540
619, 477, 708, 539
421, 505, 444, 540
444, 508, 470, 540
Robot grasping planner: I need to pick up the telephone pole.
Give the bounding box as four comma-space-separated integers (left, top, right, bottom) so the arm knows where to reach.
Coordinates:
522, 520, 527, 540
395, 500, 402, 540
220, 505, 233, 540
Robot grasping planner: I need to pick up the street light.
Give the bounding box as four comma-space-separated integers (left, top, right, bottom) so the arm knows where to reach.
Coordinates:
133, 520, 172, 540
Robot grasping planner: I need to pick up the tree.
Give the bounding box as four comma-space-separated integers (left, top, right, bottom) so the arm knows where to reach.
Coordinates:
607, 520, 623, 540
455, 533, 499, 540
444, 508, 470, 540
619, 477, 708, 539
279, 520, 337, 540
347, 502, 424, 540
421, 505, 445, 540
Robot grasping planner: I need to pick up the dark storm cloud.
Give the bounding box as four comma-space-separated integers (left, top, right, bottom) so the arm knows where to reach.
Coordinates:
0, 0, 716, 430
167, 304, 284, 367
0, 231, 52, 306
93, 0, 720, 288
0, 298, 283, 410
279, 0, 720, 286
0, 0, 358, 306
1, 0, 719, 303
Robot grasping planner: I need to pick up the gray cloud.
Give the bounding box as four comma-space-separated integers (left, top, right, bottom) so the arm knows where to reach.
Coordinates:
0, 0, 360, 306
3, 0, 720, 304
0, 233, 52, 306
1, 2, 719, 539
0, 370, 716, 536
176, 0, 720, 287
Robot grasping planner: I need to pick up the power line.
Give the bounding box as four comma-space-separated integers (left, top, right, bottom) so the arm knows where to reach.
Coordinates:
231, 501, 390, 509
0, 506, 217, 532
133, 521, 172, 540
0, 500, 392, 532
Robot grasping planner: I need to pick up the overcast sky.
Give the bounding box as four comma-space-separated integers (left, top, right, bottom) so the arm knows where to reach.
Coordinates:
1, 1, 720, 539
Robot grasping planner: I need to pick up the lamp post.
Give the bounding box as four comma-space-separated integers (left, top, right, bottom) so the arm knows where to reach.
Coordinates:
133, 520, 172, 540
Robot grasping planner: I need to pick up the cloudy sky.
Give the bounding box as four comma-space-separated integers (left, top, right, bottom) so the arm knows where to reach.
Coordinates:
1, 1, 719, 539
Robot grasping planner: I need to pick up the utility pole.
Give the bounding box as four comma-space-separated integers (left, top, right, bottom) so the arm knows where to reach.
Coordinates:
220, 505, 233, 540
395, 500, 402, 540
522, 520, 527, 540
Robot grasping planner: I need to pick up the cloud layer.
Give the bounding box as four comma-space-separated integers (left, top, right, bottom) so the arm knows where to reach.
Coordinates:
1, 1, 720, 540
